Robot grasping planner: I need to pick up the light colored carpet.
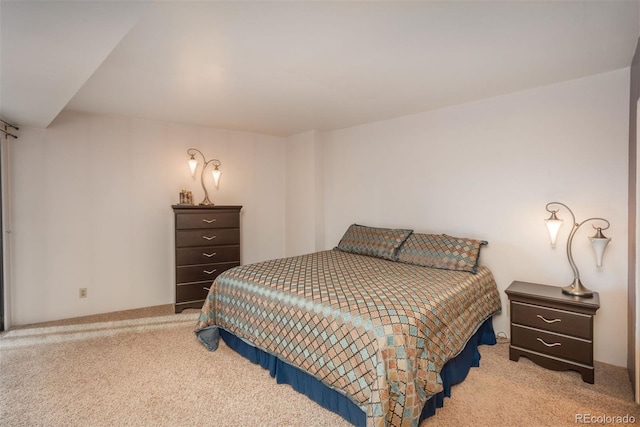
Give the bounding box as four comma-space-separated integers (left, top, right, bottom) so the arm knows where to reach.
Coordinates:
0, 306, 638, 426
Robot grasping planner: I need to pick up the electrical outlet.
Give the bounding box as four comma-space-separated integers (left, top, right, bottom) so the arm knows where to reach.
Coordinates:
79, 288, 87, 298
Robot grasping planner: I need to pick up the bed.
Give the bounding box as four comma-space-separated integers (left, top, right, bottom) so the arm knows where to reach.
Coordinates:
195, 225, 502, 427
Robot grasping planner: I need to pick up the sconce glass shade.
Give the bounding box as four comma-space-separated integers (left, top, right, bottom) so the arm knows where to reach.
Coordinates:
212, 167, 221, 189
545, 211, 563, 247
589, 228, 611, 268
188, 155, 198, 178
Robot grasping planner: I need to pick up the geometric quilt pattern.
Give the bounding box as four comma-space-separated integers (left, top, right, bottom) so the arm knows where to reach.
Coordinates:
195, 249, 501, 427
396, 233, 488, 273
336, 224, 413, 260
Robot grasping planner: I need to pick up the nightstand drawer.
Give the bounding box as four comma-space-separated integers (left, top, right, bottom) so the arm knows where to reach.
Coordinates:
176, 212, 239, 229
176, 261, 239, 283
511, 324, 592, 365
511, 301, 591, 340
176, 228, 240, 248
176, 245, 240, 266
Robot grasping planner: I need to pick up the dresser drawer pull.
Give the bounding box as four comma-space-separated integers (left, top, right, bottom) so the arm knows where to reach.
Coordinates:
202, 219, 217, 223
536, 338, 561, 348
203, 269, 218, 275
536, 314, 561, 324
203, 287, 210, 291
202, 235, 217, 241
202, 252, 217, 257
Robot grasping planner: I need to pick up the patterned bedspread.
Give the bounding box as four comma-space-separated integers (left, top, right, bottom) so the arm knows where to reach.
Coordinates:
195, 249, 501, 427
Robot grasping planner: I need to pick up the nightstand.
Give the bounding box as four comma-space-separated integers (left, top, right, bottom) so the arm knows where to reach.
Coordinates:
505, 281, 600, 383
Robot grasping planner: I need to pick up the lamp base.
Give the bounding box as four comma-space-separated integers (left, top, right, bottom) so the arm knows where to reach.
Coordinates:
562, 279, 594, 298
198, 196, 214, 206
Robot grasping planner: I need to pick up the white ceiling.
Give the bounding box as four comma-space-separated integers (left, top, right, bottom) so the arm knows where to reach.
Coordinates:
1, 1, 639, 137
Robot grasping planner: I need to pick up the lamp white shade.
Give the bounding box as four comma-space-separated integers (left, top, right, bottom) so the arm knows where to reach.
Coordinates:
212, 167, 221, 189
188, 157, 198, 178
545, 218, 563, 247
589, 231, 611, 268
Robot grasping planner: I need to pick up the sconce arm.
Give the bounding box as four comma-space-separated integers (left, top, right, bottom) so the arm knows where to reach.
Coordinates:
546, 202, 575, 225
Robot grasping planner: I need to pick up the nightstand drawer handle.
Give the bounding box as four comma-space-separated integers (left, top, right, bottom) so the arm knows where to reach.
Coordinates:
202, 219, 217, 223
202, 252, 217, 257
536, 338, 561, 348
203, 269, 218, 275
202, 235, 217, 240
203, 287, 210, 291
536, 315, 561, 324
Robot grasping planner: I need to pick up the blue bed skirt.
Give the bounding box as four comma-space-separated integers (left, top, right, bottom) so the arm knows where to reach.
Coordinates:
218, 317, 496, 426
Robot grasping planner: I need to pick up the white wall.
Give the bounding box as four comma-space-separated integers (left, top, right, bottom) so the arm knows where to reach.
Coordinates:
285, 131, 316, 256
285, 130, 325, 256
8, 110, 286, 325
321, 69, 630, 367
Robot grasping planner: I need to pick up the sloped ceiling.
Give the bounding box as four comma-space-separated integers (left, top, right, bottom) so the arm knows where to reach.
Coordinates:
1, 1, 639, 136
0, 1, 149, 129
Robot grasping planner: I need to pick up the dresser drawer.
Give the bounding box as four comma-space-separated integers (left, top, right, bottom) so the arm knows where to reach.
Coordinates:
511, 301, 592, 340
511, 324, 592, 365
176, 261, 239, 284
176, 228, 240, 248
176, 245, 240, 266
176, 281, 211, 303
176, 212, 239, 229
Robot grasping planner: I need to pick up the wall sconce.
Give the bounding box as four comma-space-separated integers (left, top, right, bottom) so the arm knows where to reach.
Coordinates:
544, 202, 611, 298
187, 148, 221, 206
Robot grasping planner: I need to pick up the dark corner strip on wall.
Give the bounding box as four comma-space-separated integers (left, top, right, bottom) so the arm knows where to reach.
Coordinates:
0, 119, 18, 139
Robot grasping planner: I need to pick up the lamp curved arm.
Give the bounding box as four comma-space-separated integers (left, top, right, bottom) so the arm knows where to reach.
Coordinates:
546, 201, 575, 225
545, 202, 610, 296
187, 147, 204, 159
187, 148, 221, 206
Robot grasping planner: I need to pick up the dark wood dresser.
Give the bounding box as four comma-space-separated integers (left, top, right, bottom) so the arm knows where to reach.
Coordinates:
172, 205, 242, 313
505, 280, 600, 383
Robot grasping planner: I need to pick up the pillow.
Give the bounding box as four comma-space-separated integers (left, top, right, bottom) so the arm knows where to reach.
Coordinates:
396, 233, 487, 273
337, 224, 413, 260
